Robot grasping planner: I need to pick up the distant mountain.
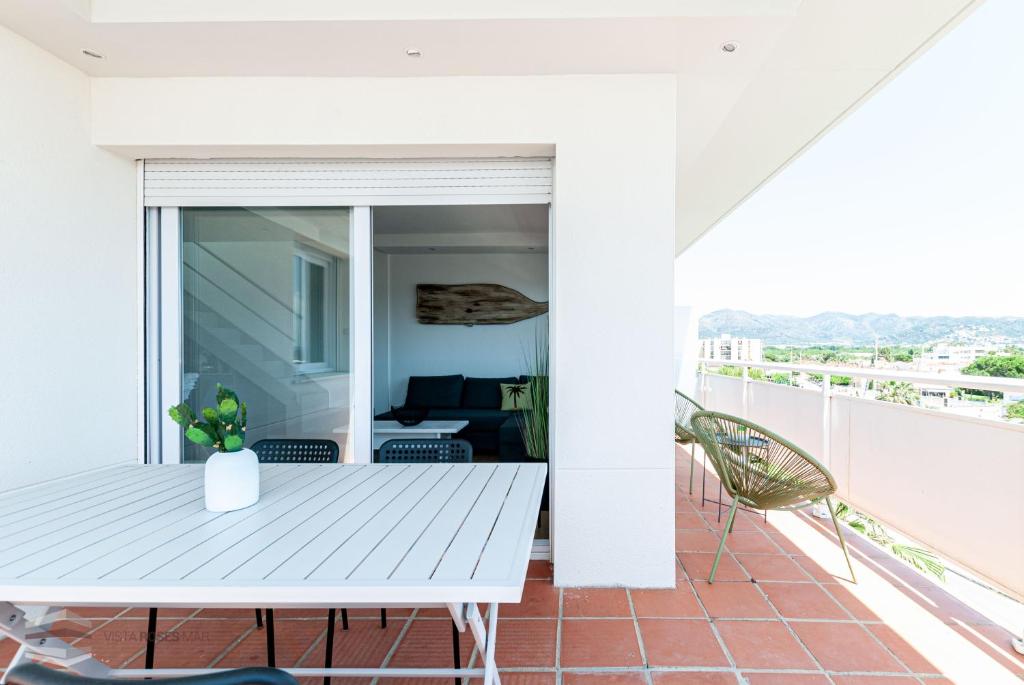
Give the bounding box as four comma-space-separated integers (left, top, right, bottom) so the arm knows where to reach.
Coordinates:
698, 310, 1024, 346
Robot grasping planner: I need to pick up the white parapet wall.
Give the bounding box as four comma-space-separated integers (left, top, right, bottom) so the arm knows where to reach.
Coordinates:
698, 366, 1024, 598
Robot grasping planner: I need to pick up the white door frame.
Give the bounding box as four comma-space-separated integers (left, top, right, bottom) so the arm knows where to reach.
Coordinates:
144, 205, 374, 465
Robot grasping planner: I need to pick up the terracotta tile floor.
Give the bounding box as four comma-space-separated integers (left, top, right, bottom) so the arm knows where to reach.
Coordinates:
2, 446, 1022, 684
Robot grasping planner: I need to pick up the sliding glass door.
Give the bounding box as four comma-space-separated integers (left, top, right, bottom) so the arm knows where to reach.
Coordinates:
149, 206, 370, 464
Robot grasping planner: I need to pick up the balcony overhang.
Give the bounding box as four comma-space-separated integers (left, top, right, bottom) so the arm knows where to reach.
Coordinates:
0, 0, 981, 255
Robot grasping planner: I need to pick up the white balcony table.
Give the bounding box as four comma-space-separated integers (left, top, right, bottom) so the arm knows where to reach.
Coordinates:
0, 461, 547, 684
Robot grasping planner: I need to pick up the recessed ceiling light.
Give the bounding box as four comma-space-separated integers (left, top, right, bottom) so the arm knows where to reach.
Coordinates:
81, 48, 104, 59
721, 42, 738, 53
406, 48, 422, 58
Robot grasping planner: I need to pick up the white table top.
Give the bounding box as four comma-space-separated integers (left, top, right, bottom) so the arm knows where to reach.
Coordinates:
373, 420, 470, 433
0, 462, 546, 608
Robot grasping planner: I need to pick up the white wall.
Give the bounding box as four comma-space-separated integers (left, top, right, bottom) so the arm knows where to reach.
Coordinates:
0, 26, 137, 491
374, 252, 548, 412
92, 74, 678, 588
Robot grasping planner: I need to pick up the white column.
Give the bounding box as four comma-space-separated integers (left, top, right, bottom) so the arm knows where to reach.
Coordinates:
350, 206, 373, 464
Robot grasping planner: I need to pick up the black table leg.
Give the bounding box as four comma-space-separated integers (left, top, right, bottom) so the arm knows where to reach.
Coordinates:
323, 608, 336, 685
265, 609, 276, 667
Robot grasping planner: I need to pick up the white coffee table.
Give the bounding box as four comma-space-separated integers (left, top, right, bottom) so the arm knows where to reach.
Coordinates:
371, 419, 470, 450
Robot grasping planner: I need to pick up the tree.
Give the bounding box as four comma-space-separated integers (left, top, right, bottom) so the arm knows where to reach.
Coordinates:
1007, 401, 1024, 420
961, 354, 1024, 379
875, 381, 920, 405
770, 373, 792, 385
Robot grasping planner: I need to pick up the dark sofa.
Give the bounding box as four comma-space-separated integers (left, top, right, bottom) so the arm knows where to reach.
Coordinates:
375, 374, 527, 461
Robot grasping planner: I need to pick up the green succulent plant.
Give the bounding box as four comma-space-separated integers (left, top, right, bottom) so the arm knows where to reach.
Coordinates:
168, 384, 248, 453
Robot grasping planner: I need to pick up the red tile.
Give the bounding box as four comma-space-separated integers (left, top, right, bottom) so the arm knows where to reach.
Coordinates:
790, 622, 907, 673
563, 673, 647, 685
794, 555, 845, 584
502, 580, 560, 618
715, 620, 816, 670
743, 675, 829, 685
388, 619, 475, 669
676, 513, 707, 529
493, 619, 557, 668
824, 584, 881, 622
75, 618, 172, 668
914, 586, 995, 626
678, 552, 747, 582
721, 532, 780, 555
320, 616, 408, 669
219, 618, 324, 668
560, 619, 641, 667
951, 624, 1024, 675
638, 619, 728, 668
130, 619, 255, 669
501, 673, 557, 685
527, 560, 553, 579
866, 625, 941, 674
676, 530, 723, 553
630, 586, 704, 618
692, 581, 775, 619
767, 532, 807, 555
734, 554, 809, 582
563, 588, 631, 617
830, 678, 919, 685
760, 583, 849, 620
651, 673, 736, 685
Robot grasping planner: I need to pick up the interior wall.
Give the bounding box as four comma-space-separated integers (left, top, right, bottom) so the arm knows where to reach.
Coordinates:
92, 73, 678, 588
0, 25, 137, 491
373, 252, 548, 413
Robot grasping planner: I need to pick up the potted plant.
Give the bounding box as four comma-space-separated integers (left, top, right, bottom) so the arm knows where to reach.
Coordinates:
168, 384, 259, 512
517, 327, 549, 511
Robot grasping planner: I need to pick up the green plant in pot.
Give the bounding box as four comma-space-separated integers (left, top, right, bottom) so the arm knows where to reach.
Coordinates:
168, 384, 259, 512
516, 326, 549, 511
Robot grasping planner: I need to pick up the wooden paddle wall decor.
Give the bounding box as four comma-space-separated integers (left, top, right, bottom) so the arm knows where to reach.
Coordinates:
416, 283, 548, 325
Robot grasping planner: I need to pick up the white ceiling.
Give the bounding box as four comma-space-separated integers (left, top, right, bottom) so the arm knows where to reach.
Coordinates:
0, 0, 980, 254
373, 204, 548, 254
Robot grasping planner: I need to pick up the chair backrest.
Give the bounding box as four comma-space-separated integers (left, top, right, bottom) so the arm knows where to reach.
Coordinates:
378, 439, 473, 463
251, 439, 340, 463
5, 663, 298, 685
674, 390, 703, 440
689, 410, 835, 510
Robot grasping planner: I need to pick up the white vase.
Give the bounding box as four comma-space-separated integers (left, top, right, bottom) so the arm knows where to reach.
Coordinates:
204, 448, 260, 512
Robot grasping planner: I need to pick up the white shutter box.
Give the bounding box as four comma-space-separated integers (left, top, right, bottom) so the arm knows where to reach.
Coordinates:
143, 158, 552, 206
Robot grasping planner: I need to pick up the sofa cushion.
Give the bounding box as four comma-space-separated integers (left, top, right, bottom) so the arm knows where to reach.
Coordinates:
405, 374, 464, 409
462, 377, 518, 409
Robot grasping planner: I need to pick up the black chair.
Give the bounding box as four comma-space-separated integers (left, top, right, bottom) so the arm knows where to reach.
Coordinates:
251, 439, 384, 684
144, 439, 353, 681
377, 438, 474, 464
6, 663, 297, 685
377, 438, 473, 685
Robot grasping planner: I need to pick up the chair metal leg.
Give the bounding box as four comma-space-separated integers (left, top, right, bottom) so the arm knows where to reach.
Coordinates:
688, 443, 696, 495
341, 608, 349, 630
709, 498, 739, 584
717, 481, 723, 522
265, 608, 276, 667
451, 619, 461, 685
380, 608, 387, 629
323, 609, 336, 685
144, 607, 157, 669
255, 608, 263, 629
826, 498, 857, 584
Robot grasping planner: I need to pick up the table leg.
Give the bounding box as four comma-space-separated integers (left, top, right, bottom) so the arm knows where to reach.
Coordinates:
463, 603, 501, 685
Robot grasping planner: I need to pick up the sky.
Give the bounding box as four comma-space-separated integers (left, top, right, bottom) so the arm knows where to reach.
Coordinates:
674, 0, 1024, 319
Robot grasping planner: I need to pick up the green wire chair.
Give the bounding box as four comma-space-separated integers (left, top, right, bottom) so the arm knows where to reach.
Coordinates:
689, 410, 856, 584
674, 390, 704, 494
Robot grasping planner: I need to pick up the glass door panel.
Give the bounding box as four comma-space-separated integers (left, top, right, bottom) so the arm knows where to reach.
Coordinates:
179, 207, 354, 463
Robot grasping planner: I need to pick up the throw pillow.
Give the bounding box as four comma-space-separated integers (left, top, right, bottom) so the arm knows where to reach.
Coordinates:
500, 382, 533, 411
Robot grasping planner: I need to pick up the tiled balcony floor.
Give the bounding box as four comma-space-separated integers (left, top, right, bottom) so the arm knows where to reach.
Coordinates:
2, 446, 1022, 684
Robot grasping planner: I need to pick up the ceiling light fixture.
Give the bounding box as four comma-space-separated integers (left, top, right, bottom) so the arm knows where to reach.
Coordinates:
720, 42, 738, 53
81, 48, 104, 59
406, 48, 422, 58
